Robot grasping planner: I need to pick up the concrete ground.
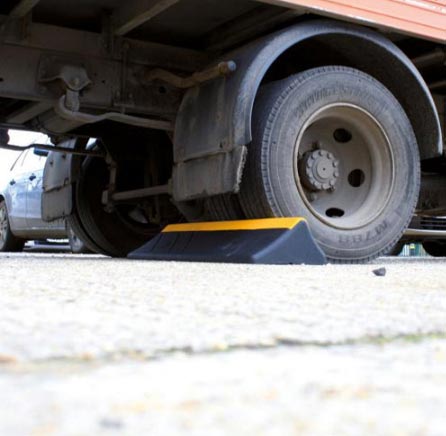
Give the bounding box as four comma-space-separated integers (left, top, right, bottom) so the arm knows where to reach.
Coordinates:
1, 253, 446, 435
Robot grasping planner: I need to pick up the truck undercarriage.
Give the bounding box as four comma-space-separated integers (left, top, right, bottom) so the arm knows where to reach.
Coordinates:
0, 0, 445, 261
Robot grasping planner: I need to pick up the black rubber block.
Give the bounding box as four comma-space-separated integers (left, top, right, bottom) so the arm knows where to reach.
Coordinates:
128, 219, 326, 265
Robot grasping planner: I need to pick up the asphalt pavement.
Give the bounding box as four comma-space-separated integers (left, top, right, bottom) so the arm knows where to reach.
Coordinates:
1, 253, 446, 435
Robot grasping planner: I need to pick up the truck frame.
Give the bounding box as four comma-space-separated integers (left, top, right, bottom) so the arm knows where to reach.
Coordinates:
0, 0, 445, 261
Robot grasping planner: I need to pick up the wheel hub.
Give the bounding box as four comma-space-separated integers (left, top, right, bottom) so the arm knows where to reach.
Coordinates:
300, 149, 340, 191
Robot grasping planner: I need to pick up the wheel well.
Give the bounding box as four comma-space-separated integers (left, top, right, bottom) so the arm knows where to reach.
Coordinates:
256, 31, 440, 160
172, 20, 442, 202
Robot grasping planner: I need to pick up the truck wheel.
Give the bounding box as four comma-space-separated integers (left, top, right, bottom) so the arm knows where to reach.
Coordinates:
66, 222, 92, 254
238, 66, 420, 262
422, 241, 446, 257
66, 210, 105, 255
75, 156, 160, 257
390, 241, 405, 256
0, 200, 25, 252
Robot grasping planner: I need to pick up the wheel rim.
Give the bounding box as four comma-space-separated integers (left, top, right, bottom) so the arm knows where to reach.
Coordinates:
78, 157, 161, 256
294, 103, 395, 230
0, 204, 8, 245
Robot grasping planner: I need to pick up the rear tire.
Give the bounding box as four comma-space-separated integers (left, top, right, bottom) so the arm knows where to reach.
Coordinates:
66, 201, 108, 256
75, 156, 160, 257
0, 200, 25, 252
237, 67, 419, 262
389, 241, 405, 256
422, 241, 446, 257
66, 222, 92, 254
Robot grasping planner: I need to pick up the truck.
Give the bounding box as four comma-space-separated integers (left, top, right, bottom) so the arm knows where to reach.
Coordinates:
0, 0, 445, 262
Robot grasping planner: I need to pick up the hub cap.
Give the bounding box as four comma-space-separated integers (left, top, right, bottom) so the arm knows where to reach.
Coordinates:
294, 104, 394, 230
300, 148, 340, 192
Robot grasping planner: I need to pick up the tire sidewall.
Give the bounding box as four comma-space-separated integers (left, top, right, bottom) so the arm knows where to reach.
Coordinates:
77, 156, 159, 257
0, 200, 24, 252
0, 201, 9, 251
66, 223, 88, 254
258, 68, 419, 261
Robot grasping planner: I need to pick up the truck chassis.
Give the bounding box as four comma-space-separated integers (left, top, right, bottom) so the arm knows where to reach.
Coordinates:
0, 0, 445, 261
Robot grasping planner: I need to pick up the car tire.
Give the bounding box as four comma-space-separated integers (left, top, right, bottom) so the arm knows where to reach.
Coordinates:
0, 200, 25, 252
235, 66, 420, 263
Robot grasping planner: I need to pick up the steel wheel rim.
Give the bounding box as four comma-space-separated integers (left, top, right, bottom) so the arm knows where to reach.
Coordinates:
294, 103, 395, 230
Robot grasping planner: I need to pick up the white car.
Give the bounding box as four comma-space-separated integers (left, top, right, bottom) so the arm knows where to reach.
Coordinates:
0, 147, 89, 253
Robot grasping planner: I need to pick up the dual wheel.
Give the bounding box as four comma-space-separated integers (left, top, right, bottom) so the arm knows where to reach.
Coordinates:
208, 66, 420, 262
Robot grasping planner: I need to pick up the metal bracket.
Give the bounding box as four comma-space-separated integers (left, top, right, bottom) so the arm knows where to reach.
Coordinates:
55, 95, 174, 131
38, 60, 92, 92
144, 61, 237, 89
38, 60, 92, 113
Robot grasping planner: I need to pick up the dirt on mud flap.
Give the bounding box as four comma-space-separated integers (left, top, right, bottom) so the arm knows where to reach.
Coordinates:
128, 218, 327, 265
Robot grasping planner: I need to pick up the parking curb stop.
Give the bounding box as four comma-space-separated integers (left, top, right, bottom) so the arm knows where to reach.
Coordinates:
128, 218, 327, 265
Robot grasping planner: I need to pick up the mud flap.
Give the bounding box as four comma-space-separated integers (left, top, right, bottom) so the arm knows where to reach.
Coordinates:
42, 150, 73, 222
128, 218, 326, 265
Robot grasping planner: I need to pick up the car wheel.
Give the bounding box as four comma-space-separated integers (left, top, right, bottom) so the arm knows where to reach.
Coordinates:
0, 200, 25, 252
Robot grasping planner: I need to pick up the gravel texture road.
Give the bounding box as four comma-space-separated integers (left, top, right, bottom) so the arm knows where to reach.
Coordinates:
1, 253, 446, 435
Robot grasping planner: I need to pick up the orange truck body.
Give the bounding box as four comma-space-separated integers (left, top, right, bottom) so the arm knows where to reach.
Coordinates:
261, 0, 446, 42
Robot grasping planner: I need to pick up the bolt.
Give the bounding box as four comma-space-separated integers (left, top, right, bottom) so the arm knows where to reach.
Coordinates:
334, 171, 340, 178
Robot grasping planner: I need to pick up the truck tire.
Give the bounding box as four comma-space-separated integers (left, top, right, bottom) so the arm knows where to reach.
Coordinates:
422, 241, 446, 257
66, 211, 105, 255
390, 241, 405, 256
66, 222, 92, 254
238, 66, 420, 262
75, 156, 159, 257
0, 200, 25, 252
